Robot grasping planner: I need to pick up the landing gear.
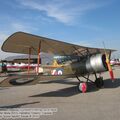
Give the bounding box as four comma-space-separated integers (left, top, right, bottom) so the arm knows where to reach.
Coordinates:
76, 76, 87, 93
95, 77, 104, 88
94, 73, 104, 88
76, 73, 104, 93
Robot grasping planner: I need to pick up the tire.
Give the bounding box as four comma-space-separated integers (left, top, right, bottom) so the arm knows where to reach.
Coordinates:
95, 77, 104, 88
78, 82, 87, 93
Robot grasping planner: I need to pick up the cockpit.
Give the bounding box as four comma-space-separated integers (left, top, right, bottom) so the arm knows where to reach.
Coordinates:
53, 55, 80, 64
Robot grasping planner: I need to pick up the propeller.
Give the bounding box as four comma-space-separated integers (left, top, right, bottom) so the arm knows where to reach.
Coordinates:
105, 53, 115, 81
103, 42, 115, 81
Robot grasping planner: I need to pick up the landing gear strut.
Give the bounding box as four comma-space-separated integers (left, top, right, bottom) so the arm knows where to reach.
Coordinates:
94, 73, 104, 88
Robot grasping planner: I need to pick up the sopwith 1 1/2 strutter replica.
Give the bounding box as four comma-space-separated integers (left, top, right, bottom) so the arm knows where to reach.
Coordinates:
0, 32, 115, 93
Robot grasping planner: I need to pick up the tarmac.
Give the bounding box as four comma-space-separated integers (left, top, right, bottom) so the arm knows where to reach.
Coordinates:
0, 67, 120, 120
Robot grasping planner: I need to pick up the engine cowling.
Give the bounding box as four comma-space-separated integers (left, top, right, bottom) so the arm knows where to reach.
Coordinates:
86, 54, 108, 73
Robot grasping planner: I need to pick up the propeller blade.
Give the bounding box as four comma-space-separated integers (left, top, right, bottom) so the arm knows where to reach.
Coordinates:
102, 41, 115, 81
106, 53, 115, 81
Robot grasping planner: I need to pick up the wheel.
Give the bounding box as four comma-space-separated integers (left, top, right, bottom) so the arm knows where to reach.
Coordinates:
78, 82, 87, 93
95, 77, 104, 88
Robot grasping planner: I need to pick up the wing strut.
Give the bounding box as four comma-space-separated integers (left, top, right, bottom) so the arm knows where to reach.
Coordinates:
37, 41, 41, 75
28, 47, 31, 75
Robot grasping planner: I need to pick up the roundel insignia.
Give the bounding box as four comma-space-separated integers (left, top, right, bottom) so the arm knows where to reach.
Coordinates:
51, 69, 57, 75
51, 68, 63, 75
56, 68, 63, 75
58, 70, 63, 75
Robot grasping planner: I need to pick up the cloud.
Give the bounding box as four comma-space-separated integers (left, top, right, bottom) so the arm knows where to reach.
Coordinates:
19, 0, 73, 24
11, 23, 31, 32
0, 33, 11, 59
19, 0, 109, 25
0, 33, 8, 42
2, 22, 38, 34
0, 22, 34, 59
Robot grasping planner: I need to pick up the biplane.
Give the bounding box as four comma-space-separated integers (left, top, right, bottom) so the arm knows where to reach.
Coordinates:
0, 32, 115, 93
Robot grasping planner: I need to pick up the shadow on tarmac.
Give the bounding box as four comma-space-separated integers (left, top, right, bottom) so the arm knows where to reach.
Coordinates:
30, 82, 99, 97
104, 78, 120, 88
0, 87, 9, 90
0, 101, 40, 108
39, 79, 78, 85
30, 78, 120, 97
30, 86, 80, 97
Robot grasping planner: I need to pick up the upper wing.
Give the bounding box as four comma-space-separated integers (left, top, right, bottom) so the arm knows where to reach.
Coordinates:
2, 32, 115, 56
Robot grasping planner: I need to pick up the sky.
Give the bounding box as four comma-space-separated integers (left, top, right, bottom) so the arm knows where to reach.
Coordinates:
0, 0, 120, 59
